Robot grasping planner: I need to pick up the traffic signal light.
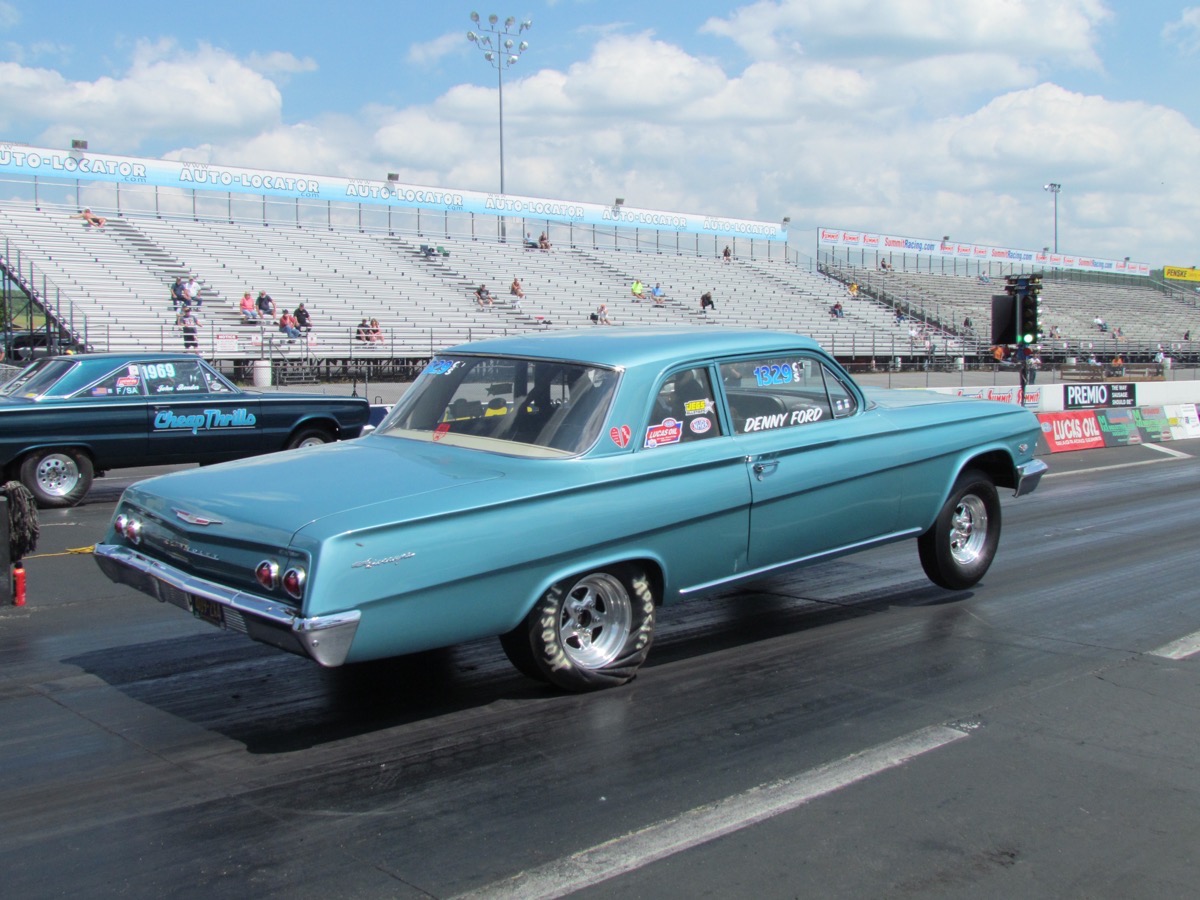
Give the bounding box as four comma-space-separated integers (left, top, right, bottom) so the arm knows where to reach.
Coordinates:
1001, 274, 1042, 345
991, 293, 1016, 345
1017, 291, 1039, 344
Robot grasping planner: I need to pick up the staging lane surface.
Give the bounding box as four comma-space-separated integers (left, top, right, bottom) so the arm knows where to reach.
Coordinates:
2, 442, 1200, 898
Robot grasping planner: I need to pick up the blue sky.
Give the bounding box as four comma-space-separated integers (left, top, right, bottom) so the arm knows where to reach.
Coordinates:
1, 0, 1198, 266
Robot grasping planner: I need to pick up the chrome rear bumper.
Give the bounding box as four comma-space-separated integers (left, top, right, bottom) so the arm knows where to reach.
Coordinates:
1014, 458, 1049, 498
93, 543, 360, 667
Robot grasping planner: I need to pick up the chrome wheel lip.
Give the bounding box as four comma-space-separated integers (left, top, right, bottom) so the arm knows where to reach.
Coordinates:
558, 573, 633, 669
35, 453, 81, 498
949, 494, 988, 565
295, 436, 327, 448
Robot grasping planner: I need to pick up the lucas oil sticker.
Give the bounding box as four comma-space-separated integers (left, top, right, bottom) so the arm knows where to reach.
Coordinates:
645, 418, 683, 447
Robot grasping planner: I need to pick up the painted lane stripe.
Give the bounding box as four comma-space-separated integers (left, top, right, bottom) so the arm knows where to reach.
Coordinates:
1142, 442, 1193, 459
1150, 630, 1200, 660
455, 724, 971, 900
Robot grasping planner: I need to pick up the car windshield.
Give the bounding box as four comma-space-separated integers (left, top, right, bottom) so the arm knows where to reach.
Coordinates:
0, 358, 76, 398
376, 354, 619, 457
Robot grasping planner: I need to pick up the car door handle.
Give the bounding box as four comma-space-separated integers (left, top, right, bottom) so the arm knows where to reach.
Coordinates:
752, 460, 779, 481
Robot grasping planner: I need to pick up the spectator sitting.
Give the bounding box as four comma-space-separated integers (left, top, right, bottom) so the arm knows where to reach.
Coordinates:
977, 273, 992, 284
722, 245, 732, 263
631, 280, 645, 301
594, 303, 612, 325
256, 290, 276, 321
356, 318, 372, 342
70, 207, 106, 227
239, 291, 259, 323
475, 284, 494, 307
294, 302, 312, 332
420, 244, 438, 258
171, 277, 187, 312
650, 283, 667, 305
278, 309, 301, 340
510, 277, 525, 299
524, 233, 539, 250
848, 282, 858, 299
184, 275, 202, 308
700, 291, 715, 314
830, 301, 844, 319
368, 317, 385, 342
538, 232, 551, 250
879, 259, 893, 273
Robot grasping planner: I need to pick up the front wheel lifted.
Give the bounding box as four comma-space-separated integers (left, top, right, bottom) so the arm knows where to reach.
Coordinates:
500, 566, 656, 691
19, 448, 95, 508
918, 468, 1001, 590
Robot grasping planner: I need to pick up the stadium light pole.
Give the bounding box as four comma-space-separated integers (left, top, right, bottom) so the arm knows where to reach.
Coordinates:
1043, 182, 1061, 252
467, 12, 531, 197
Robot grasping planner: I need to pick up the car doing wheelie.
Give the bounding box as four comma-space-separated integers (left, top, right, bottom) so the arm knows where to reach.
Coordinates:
95, 329, 1047, 691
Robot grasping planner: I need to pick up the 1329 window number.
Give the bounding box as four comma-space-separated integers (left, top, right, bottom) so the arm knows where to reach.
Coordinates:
753, 363, 794, 386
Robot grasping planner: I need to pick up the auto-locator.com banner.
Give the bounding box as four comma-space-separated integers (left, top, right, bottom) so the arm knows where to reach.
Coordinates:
0, 142, 785, 242
818, 227, 1150, 277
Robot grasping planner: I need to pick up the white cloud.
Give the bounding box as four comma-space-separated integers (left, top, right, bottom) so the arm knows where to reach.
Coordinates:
407, 32, 465, 67
244, 50, 318, 79
0, 2, 18, 30
0, 39, 283, 150
1163, 7, 1200, 54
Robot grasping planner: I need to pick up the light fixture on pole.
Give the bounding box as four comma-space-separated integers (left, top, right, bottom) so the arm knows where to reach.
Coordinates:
1043, 183, 1061, 252
467, 12, 532, 197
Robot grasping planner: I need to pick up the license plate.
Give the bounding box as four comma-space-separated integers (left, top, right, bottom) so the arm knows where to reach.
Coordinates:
192, 596, 225, 627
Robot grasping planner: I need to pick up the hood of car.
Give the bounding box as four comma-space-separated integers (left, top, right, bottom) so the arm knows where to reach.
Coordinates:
121, 437, 507, 546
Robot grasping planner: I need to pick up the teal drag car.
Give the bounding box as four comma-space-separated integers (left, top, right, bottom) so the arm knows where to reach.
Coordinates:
95, 329, 1046, 691
2, 353, 369, 507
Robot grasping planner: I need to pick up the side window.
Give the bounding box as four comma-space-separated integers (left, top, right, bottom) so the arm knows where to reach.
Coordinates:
822, 364, 859, 418
77, 365, 147, 398
720, 356, 834, 435
645, 366, 721, 448
140, 360, 206, 396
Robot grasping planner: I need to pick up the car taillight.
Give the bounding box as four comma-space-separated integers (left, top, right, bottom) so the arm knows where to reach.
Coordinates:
114, 514, 142, 544
255, 560, 279, 590
282, 567, 306, 600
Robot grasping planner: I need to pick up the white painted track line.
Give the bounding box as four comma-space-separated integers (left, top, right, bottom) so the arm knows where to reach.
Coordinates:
1149, 630, 1200, 660
455, 724, 971, 900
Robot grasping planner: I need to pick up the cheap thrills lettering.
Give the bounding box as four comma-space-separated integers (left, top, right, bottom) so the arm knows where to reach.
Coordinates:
154, 408, 257, 434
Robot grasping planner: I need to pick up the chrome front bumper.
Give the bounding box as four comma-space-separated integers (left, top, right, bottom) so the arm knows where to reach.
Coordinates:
1014, 458, 1049, 498
93, 543, 360, 667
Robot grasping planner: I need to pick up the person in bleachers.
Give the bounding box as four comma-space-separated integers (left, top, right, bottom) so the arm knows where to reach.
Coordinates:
700, 291, 715, 314
70, 208, 106, 227
476, 284, 494, 307
367, 318, 385, 342
631, 280, 645, 301
176, 306, 201, 353
962, 315, 974, 334
510, 277, 525, 300
278, 309, 302, 340
722, 245, 732, 263
977, 273, 991, 284
171, 277, 187, 312
256, 290, 276, 321
538, 232, 551, 250
524, 233, 539, 250
239, 291, 259, 323
848, 281, 858, 299
594, 303, 612, 325
830, 301, 844, 319
295, 302, 312, 332
651, 283, 667, 306
184, 275, 202, 308
356, 318, 372, 341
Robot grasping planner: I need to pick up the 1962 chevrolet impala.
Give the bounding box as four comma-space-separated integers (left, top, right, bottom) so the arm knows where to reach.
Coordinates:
95, 329, 1046, 691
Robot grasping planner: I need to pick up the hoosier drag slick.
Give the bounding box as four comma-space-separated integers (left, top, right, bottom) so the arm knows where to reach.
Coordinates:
95, 329, 1046, 691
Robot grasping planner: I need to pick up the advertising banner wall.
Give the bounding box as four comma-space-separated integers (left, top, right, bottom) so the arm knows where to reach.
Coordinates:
1038, 411, 1105, 452
0, 142, 785, 242
1164, 266, 1200, 283
817, 227, 1150, 277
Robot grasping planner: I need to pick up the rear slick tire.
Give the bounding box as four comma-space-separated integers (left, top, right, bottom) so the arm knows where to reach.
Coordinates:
502, 566, 656, 691
918, 468, 1001, 590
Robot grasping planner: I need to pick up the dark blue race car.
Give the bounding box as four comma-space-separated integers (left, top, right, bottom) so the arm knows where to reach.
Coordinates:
1, 353, 370, 507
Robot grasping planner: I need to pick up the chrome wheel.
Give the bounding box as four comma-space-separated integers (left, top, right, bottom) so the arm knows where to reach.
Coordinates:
35, 452, 81, 498
949, 494, 989, 565
557, 573, 634, 669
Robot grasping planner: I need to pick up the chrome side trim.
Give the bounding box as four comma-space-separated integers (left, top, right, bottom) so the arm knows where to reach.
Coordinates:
1013, 458, 1049, 498
93, 543, 360, 667
679, 527, 924, 596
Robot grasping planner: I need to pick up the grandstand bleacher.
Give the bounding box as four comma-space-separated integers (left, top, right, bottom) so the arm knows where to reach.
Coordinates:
2, 201, 1196, 379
